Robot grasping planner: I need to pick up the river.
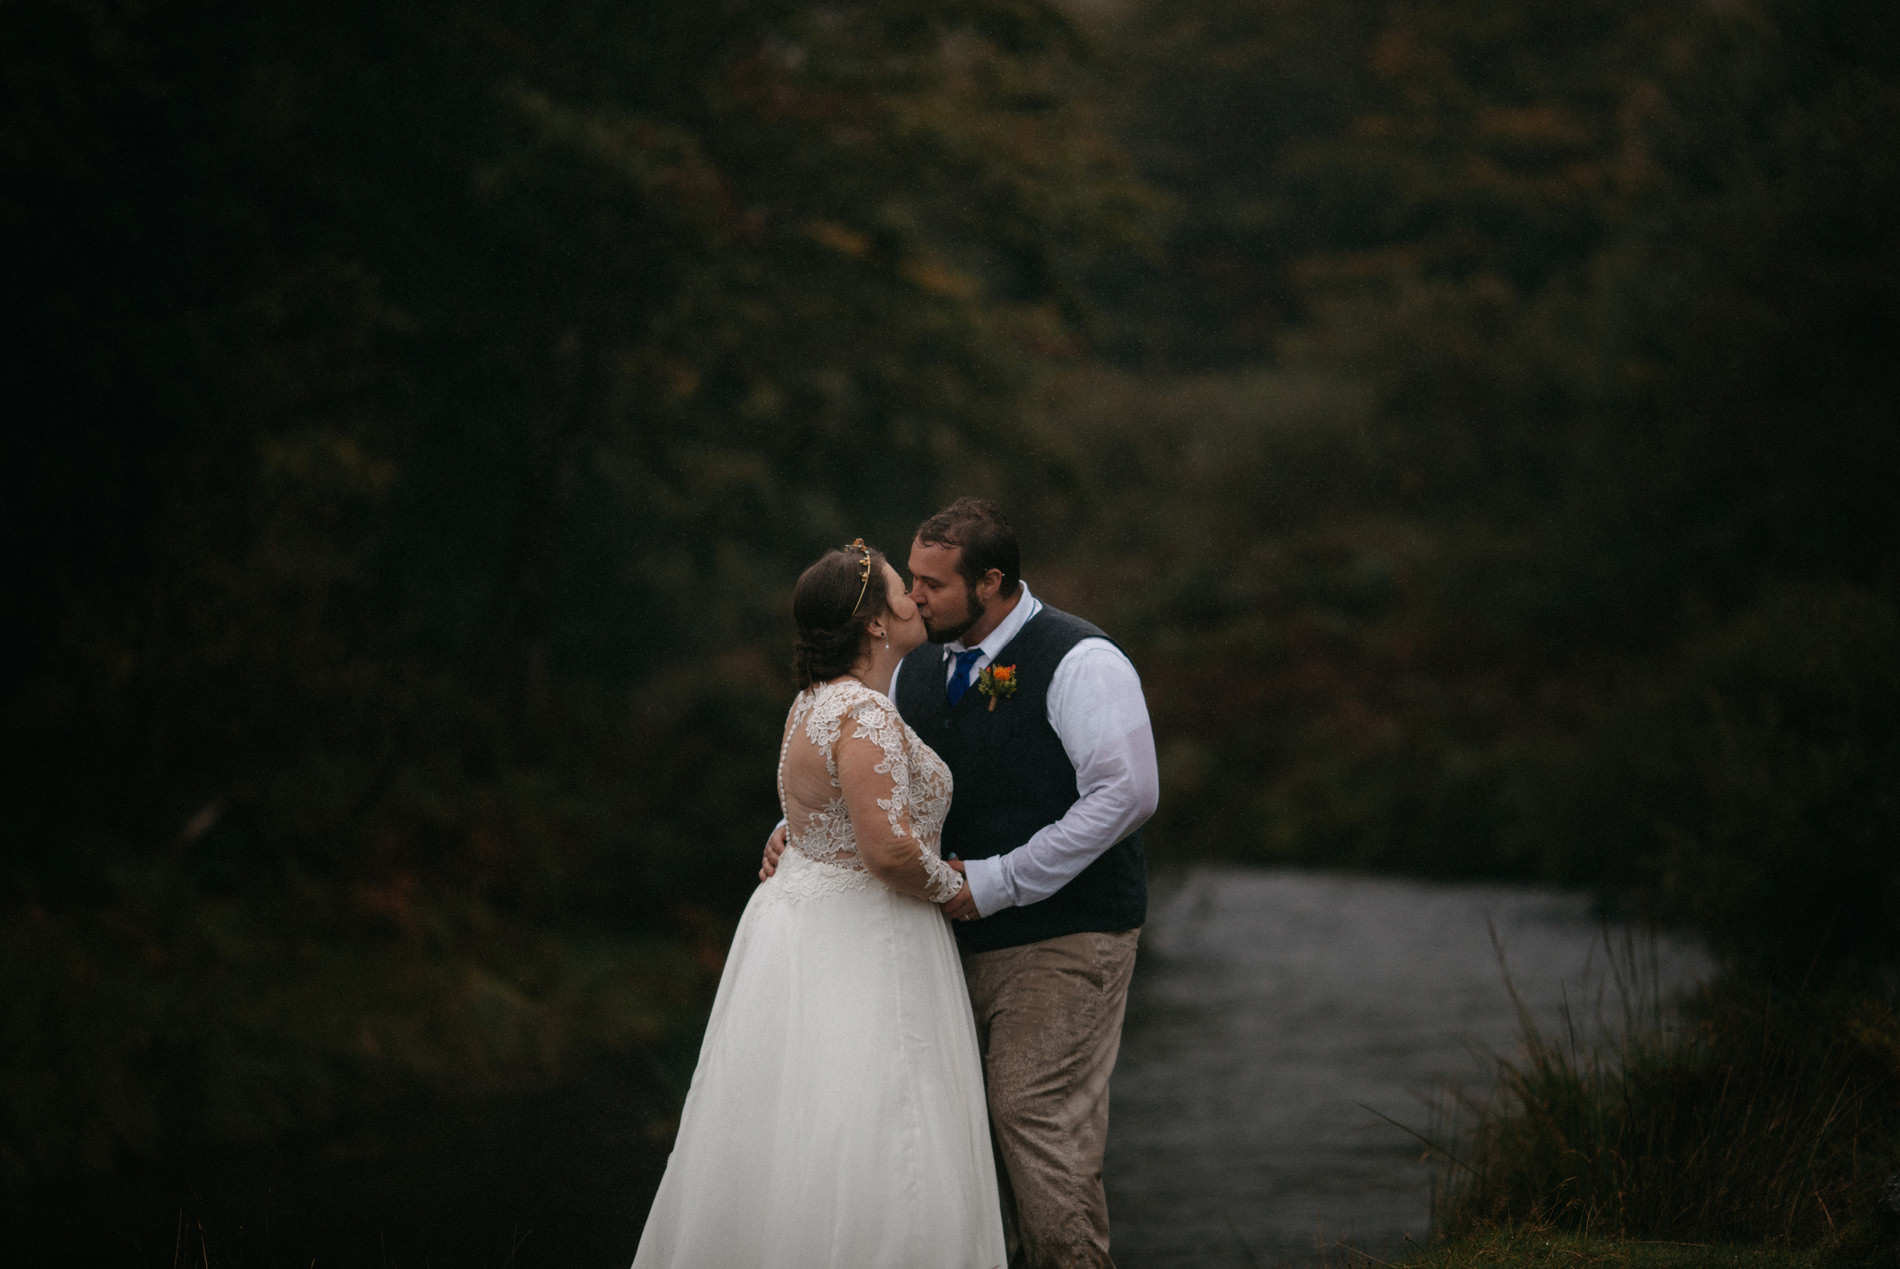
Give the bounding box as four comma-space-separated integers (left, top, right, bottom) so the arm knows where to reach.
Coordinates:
1104, 867, 1710, 1268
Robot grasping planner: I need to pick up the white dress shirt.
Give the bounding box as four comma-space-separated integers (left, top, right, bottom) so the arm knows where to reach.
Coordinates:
890, 583, 1159, 919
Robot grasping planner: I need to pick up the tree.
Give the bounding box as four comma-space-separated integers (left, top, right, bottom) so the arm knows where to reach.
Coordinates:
0, 0, 1151, 1181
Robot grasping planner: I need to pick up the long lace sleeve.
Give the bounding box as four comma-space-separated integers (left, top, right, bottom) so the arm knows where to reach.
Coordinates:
834, 697, 963, 905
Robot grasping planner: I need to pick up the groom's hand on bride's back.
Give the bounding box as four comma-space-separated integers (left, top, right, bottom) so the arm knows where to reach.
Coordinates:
760, 823, 789, 881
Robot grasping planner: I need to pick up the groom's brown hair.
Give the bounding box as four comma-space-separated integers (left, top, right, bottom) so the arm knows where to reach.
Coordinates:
916, 497, 1020, 597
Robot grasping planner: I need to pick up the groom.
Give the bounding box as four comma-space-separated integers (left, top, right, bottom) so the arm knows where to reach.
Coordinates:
769, 498, 1158, 1268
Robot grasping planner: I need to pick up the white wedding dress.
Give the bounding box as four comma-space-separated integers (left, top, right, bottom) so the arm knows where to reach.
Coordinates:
632, 679, 1006, 1269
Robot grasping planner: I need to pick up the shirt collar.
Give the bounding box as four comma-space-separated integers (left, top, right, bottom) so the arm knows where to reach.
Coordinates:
947, 581, 1042, 662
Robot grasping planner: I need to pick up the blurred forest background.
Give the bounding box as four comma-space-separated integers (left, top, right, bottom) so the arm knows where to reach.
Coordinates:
3, 0, 1897, 1253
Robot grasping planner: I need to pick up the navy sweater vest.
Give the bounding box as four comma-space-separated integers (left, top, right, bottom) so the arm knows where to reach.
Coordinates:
895, 606, 1147, 953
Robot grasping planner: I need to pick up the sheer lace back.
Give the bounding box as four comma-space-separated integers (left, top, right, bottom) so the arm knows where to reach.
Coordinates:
776, 679, 958, 902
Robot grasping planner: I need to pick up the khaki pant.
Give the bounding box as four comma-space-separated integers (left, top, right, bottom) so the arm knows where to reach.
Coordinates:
962, 929, 1140, 1269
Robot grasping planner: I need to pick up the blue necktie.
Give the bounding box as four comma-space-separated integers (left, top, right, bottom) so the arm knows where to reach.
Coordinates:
946, 649, 984, 706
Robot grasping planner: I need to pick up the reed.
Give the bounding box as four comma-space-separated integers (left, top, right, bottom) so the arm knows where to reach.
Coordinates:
1398, 1223, 1847, 1269
1430, 944, 1900, 1256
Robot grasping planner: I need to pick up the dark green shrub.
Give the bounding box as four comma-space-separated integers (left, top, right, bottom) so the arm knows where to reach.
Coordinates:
1506, 582, 1900, 984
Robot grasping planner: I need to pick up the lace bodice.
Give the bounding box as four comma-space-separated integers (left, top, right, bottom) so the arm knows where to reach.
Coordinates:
776, 679, 959, 903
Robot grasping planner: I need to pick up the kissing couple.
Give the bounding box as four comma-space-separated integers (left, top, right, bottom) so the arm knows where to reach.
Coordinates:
632, 497, 1158, 1269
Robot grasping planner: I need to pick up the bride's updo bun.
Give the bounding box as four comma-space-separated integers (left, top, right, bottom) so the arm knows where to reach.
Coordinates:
792, 543, 894, 688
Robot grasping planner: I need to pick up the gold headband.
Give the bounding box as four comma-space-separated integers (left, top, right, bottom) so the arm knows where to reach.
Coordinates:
846, 538, 873, 613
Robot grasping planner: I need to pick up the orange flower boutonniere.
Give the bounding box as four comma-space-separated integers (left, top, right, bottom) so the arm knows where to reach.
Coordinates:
975, 664, 1018, 712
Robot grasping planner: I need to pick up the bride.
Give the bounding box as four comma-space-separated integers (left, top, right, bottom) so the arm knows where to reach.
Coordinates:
631, 540, 1006, 1269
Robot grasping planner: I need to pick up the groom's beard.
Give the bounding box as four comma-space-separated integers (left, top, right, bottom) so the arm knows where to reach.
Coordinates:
925, 592, 985, 645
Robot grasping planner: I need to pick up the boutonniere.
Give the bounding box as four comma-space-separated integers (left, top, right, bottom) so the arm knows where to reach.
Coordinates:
975, 664, 1018, 711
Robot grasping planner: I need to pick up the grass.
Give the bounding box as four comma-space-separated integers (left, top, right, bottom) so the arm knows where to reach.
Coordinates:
1437, 978, 1899, 1244
1394, 927, 1900, 1269
1393, 1224, 1876, 1269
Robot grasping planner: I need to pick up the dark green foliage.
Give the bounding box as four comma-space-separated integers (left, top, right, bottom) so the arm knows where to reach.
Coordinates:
1, 0, 1145, 902
1085, 0, 1672, 367
0, 0, 1145, 1184
1030, 0, 1900, 986
1645, 591, 1900, 983
5, 0, 1898, 1220
0, 873, 714, 1189
1504, 584, 1900, 985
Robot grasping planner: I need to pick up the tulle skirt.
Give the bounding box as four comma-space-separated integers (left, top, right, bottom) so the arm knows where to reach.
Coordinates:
631, 848, 1006, 1269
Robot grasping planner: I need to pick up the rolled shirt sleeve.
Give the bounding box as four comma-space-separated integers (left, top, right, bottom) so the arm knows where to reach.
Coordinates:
962, 639, 1159, 917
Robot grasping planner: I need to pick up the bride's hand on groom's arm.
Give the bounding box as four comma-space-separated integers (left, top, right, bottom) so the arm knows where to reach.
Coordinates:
759, 822, 788, 882
940, 859, 981, 923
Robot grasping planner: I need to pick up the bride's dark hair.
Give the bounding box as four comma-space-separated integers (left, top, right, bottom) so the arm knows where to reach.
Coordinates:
792, 543, 894, 688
